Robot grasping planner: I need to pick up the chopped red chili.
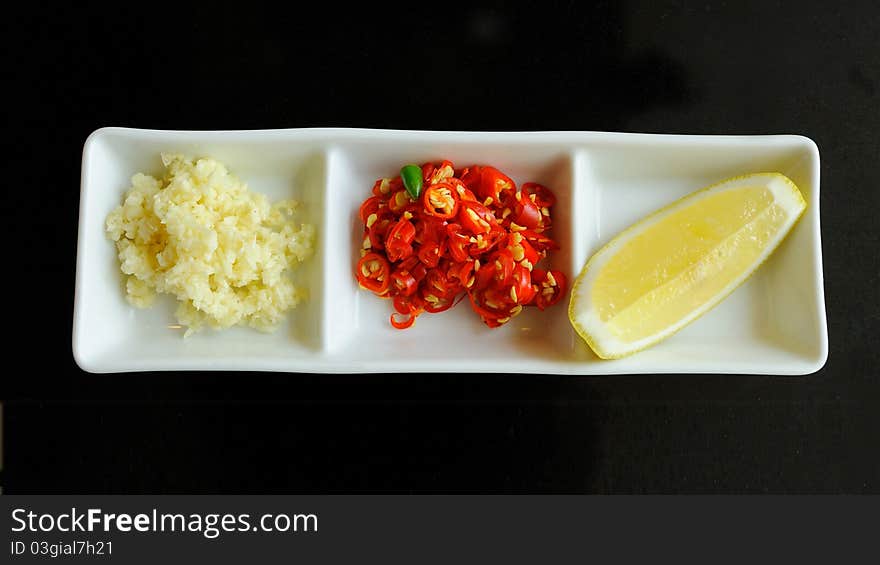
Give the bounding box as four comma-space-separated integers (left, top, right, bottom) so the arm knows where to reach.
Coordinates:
355, 161, 566, 328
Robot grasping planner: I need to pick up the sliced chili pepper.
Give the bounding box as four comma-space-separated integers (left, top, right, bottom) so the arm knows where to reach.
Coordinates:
532, 269, 567, 310
359, 196, 383, 224
444, 177, 470, 196
488, 248, 515, 285
518, 237, 540, 266
468, 287, 513, 327
417, 240, 443, 267
391, 269, 418, 297
445, 223, 471, 262
427, 160, 455, 185
457, 260, 476, 290
520, 229, 560, 252
477, 166, 515, 202
422, 181, 460, 219
414, 216, 445, 244
390, 312, 417, 329
389, 190, 413, 214
384, 217, 416, 261
522, 182, 556, 208
386, 241, 412, 262
458, 201, 497, 235
504, 233, 539, 267
485, 284, 516, 311
356, 161, 564, 329
372, 177, 399, 198
422, 267, 460, 312
387, 217, 416, 244
469, 227, 507, 256
423, 268, 453, 299
397, 254, 417, 269
511, 264, 535, 305
393, 294, 422, 315
459, 166, 482, 192
452, 181, 479, 203
356, 253, 391, 295
466, 292, 502, 326
412, 263, 428, 282
440, 259, 465, 285
513, 190, 542, 229
367, 216, 392, 250
423, 296, 456, 314
472, 260, 496, 291
421, 162, 436, 184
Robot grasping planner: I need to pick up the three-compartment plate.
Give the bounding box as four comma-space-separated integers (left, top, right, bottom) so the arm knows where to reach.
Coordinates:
73, 128, 827, 374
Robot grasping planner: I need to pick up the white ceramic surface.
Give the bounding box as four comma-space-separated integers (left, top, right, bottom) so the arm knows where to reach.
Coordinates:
73, 128, 827, 374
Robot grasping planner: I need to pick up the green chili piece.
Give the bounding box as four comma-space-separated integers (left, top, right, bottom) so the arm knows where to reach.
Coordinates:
400, 164, 423, 200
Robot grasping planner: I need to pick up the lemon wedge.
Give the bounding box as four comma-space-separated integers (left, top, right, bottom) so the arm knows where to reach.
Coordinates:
568, 173, 807, 359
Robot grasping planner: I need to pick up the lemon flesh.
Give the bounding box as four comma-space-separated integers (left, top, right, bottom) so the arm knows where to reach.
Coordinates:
568, 173, 807, 359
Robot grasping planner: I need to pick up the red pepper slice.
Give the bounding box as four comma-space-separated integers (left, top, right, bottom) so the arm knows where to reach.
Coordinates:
518, 237, 540, 266
385, 240, 412, 262
483, 284, 516, 311
357, 161, 564, 330
359, 196, 383, 224
423, 298, 456, 314
459, 166, 483, 193
469, 227, 507, 256
391, 269, 418, 297
427, 160, 455, 184
388, 190, 413, 214
412, 262, 428, 282
441, 176, 478, 203
520, 229, 560, 252
417, 240, 443, 267
421, 163, 436, 184
458, 201, 497, 235
367, 216, 393, 251
511, 264, 535, 305
422, 274, 459, 312
445, 223, 471, 262
477, 166, 515, 203
488, 248, 515, 285
372, 177, 401, 198
533, 269, 567, 310
423, 268, 454, 299
456, 260, 475, 290
522, 182, 556, 208
397, 250, 427, 281
356, 253, 391, 295
422, 181, 460, 219
384, 218, 416, 262
387, 218, 416, 245
393, 294, 423, 315
390, 312, 417, 329
472, 260, 496, 291
457, 186, 479, 203
467, 288, 511, 328
397, 255, 419, 272
414, 216, 445, 244
442, 259, 468, 288
513, 190, 542, 229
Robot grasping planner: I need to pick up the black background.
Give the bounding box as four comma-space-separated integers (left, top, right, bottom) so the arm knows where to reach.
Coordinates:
2, 2, 878, 492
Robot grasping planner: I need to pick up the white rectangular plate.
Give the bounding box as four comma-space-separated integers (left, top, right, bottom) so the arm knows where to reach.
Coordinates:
74, 128, 827, 374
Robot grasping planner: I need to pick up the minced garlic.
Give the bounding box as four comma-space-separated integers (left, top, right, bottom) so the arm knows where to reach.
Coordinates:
105, 153, 315, 336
